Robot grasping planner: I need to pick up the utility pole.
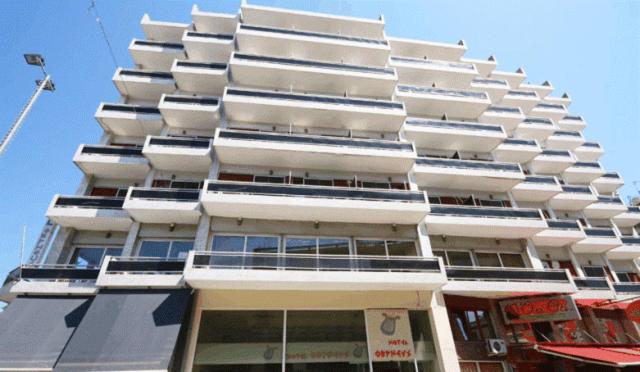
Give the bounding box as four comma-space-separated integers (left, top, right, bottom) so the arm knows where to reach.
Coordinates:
0, 54, 55, 157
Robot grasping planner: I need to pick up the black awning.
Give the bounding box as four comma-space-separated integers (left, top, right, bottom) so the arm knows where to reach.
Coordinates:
0, 295, 93, 371
54, 289, 192, 371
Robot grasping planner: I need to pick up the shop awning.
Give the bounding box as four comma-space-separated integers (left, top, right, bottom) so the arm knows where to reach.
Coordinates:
535, 343, 640, 367
0, 295, 93, 371
54, 289, 192, 371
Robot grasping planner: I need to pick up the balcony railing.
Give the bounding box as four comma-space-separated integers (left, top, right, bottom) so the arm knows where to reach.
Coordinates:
546, 219, 581, 230
192, 251, 441, 272
397, 85, 488, 100
613, 283, 640, 294
572, 162, 601, 169
429, 205, 543, 219
175, 61, 227, 70
503, 138, 538, 146
540, 149, 572, 157
522, 117, 553, 125
552, 130, 582, 138
582, 142, 601, 148
391, 56, 475, 70
536, 103, 565, 110
563, 115, 584, 121
207, 181, 426, 203
415, 157, 521, 172
507, 90, 538, 97
225, 88, 403, 110
129, 188, 201, 202
101, 103, 160, 115
486, 106, 521, 114
561, 185, 592, 194
583, 227, 617, 238
405, 118, 503, 133
19, 264, 100, 281
574, 277, 610, 290
472, 78, 508, 86
104, 257, 186, 275
118, 69, 173, 80
54, 196, 125, 209
446, 266, 570, 282
148, 136, 211, 149
218, 129, 413, 151
185, 31, 234, 40
523, 176, 558, 185
621, 236, 640, 245
80, 145, 143, 157
239, 24, 389, 45
162, 95, 219, 106
602, 172, 621, 179
133, 40, 184, 50
596, 195, 623, 204
236, 53, 395, 75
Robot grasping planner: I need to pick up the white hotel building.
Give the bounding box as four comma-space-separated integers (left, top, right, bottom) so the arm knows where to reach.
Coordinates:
1, 2, 640, 372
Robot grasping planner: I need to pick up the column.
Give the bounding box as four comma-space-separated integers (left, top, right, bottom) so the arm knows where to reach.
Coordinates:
121, 222, 141, 257
566, 247, 586, 278
44, 227, 75, 264
428, 291, 460, 372
601, 254, 620, 283
524, 240, 544, 269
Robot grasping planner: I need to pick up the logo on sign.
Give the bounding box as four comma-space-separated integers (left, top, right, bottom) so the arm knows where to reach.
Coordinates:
499, 295, 580, 324
380, 313, 400, 335
365, 309, 415, 362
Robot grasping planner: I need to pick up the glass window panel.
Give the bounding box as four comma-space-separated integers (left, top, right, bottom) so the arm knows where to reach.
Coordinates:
171, 181, 200, 189
105, 248, 123, 258
246, 236, 279, 254
452, 312, 469, 341
476, 253, 501, 267
138, 240, 170, 258
285, 238, 317, 255
433, 250, 448, 265
317, 238, 350, 255
499, 253, 525, 268
169, 241, 194, 259
409, 310, 439, 372
70, 247, 104, 267
617, 273, 632, 282
465, 311, 481, 341
477, 310, 496, 339
211, 235, 245, 252
304, 178, 333, 187
447, 251, 473, 266
387, 241, 418, 257
355, 240, 387, 256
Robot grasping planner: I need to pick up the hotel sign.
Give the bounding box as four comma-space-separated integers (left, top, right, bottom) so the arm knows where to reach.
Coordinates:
365, 309, 415, 362
499, 295, 580, 324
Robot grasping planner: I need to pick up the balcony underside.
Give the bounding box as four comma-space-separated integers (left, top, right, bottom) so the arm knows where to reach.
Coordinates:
545, 136, 584, 151
424, 215, 547, 239
613, 212, 640, 227
73, 153, 149, 180
46, 207, 132, 232
113, 75, 175, 101
514, 123, 556, 142
158, 99, 221, 130
583, 203, 627, 219
403, 123, 505, 153
171, 62, 228, 95
396, 91, 490, 119
492, 143, 541, 163
563, 167, 604, 184
143, 146, 213, 173
607, 245, 640, 259
571, 237, 622, 254
592, 177, 624, 194
129, 45, 185, 71
530, 107, 568, 122
530, 156, 574, 175
10, 280, 98, 296
391, 61, 478, 89
477, 111, 525, 133
182, 35, 234, 63
511, 183, 562, 202
443, 280, 575, 298
123, 199, 202, 225
95, 110, 163, 137
574, 146, 604, 162
499, 96, 540, 114
549, 193, 598, 211
412, 166, 524, 192
532, 229, 587, 247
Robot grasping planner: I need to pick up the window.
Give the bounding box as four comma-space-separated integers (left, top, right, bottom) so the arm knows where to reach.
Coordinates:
90, 187, 128, 197
138, 240, 194, 259
617, 272, 640, 282
355, 239, 418, 257
69, 246, 123, 267
447, 251, 473, 266
450, 310, 495, 342
211, 235, 279, 254
476, 253, 501, 267
499, 253, 525, 268
285, 237, 350, 256
151, 179, 203, 189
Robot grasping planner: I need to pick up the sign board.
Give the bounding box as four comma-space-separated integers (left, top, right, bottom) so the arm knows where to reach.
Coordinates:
626, 300, 640, 323
499, 295, 580, 325
365, 309, 415, 362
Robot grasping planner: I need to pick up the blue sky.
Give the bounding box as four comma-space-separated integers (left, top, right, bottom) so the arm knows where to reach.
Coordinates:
0, 0, 638, 285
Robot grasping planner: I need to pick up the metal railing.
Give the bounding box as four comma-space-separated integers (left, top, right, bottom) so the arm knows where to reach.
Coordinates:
583, 227, 617, 238
191, 251, 441, 272
404, 118, 503, 133
19, 264, 100, 281
523, 117, 553, 125
101, 103, 161, 115
397, 85, 488, 100
563, 115, 584, 121
185, 31, 234, 40
80, 145, 143, 157
118, 69, 173, 80
148, 136, 211, 149
104, 257, 186, 275
536, 103, 566, 110
54, 196, 125, 209
429, 205, 543, 219
620, 236, 640, 245
552, 130, 582, 138
175, 61, 227, 70
601, 172, 621, 179
546, 219, 581, 230
133, 39, 183, 50
162, 95, 219, 106
129, 188, 201, 202
390, 56, 475, 70
485, 105, 522, 114
507, 90, 538, 97
574, 277, 611, 290
206, 181, 426, 203
236, 53, 395, 75
596, 195, 623, 204
582, 142, 601, 148
523, 175, 558, 185
613, 283, 640, 294
503, 138, 538, 146
561, 185, 592, 194
239, 24, 389, 45
572, 161, 601, 169
415, 157, 522, 172
540, 149, 572, 157
445, 266, 570, 282
472, 77, 508, 86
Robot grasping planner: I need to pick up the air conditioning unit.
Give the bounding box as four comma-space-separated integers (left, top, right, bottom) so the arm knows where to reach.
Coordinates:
486, 338, 507, 356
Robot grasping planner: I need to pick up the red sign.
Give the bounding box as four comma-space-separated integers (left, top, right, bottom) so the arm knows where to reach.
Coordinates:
499, 295, 580, 324
625, 300, 640, 323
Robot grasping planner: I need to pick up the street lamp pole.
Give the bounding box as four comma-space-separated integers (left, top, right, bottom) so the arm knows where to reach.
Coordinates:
0, 54, 55, 157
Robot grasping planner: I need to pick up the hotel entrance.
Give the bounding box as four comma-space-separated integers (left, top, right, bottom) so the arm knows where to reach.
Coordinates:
190, 308, 439, 371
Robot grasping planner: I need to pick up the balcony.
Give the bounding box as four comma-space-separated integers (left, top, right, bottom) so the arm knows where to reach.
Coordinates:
46, 195, 132, 231
73, 144, 149, 179
530, 149, 575, 175
112, 68, 175, 101
412, 157, 524, 192
213, 128, 416, 173
201, 180, 428, 224
613, 207, 640, 227
530, 103, 569, 122
514, 117, 556, 142
492, 138, 542, 163
511, 175, 562, 202
443, 266, 575, 297
584, 195, 627, 219
236, 24, 391, 66
563, 161, 605, 184
549, 185, 597, 210
158, 94, 221, 130
395, 85, 490, 119
499, 90, 540, 114
10, 265, 99, 296
403, 118, 505, 152
519, 81, 554, 99
612, 283, 640, 297
223, 87, 406, 131
424, 205, 547, 239
573, 142, 604, 162
184, 251, 445, 291
573, 277, 615, 300
388, 36, 466, 62
478, 106, 525, 133
557, 115, 587, 131
182, 30, 234, 62
123, 187, 202, 225
490, 69, 527, 89
128, 39, 185, 71
545, 130, 585, 151
571, 227, 622, 253
592, 172, 624, 194
191, 5, 239, 34
469, 77, 510, 102
140, 14, 188, 42
607, 236, 640, 259
461, 56, 497, 77
96, 256, 185, 288
389, 56, 478, 89
171, 60, 228, 95
533, 219, 586, 247
95, 103, 163, 137
230, 52, 397, 98
142, 136, 212, 172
